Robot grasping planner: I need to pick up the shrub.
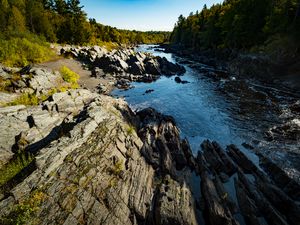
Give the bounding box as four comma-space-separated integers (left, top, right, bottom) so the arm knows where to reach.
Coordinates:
0, 189, 47, 225
0, 35, 55, 67
126, 125, 136, 136
59, 66, 80, 88
111, 160, 124, 176
6, 93, 39, 106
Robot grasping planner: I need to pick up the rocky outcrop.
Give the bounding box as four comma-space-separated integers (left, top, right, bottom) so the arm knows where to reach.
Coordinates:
197, 140, 300, 225
60, 46, 186, 85
0, 94, 199, 225
0, 89, 98, 167
1, 89, 300, 225
1, 52, 300, 225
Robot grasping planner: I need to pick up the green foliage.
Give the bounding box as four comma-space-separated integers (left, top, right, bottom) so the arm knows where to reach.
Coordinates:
110, 160, 124, 176
0, 153, 33, 187
5, 87, 66, 106
126, 125, 136, 136
0, 0, 170, 49
171, 0, 300, 50
0, 189, 47, 225
0, 34, 55, 67
59, 66, 80, 88
6, 93, 39, 106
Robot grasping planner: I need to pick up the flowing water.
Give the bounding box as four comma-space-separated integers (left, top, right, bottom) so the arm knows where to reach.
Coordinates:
112, 44, 300, 182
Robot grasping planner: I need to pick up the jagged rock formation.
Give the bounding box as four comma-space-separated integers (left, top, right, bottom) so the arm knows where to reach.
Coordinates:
60, 46, 186, 86
1, 47, 300, 225
1, 93, 300, 225
0, 95, 198, 225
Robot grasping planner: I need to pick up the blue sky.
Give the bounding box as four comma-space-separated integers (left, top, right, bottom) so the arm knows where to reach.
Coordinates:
82, 0, 222, 31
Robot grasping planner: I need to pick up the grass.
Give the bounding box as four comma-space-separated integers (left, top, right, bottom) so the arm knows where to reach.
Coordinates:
3, 86, 76, 107
110, 160, 124, 176
126, 125, 136, 136
60, 66, 80, 89
6, 93, 39, 106
0, 189, 47, 225
0, 36, 55, 67
0, 153, 34, 187
0, 74, 22, 92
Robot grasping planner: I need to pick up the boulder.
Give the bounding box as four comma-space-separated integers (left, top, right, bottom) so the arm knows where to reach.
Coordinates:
144, 58, 161, 75
128, 61, 145, 75
154, 176, 198, 225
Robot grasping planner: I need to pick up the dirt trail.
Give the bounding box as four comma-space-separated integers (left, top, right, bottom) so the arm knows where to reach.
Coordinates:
37, 58, 112, 92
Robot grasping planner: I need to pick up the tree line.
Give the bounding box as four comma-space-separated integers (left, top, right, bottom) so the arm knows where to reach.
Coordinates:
171, 0, 300, 50
0, 0, 170, 45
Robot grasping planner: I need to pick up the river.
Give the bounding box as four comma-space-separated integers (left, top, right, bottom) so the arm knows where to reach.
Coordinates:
112, 44, 300, 182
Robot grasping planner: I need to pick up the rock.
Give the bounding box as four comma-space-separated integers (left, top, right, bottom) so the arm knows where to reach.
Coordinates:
290, 100, 300, 113
257, 179, 300, 225
144, 58, 161, 75
154, 176, 198, 225
97, 84, 108, 94
19, 65, 33, 75
128, 61, 145, 75
145, 89, 154, 94
28, 67, 66, 92
0, 97, 199, 225
116, 79, 131, 90
91, 67, 105, 78
259, 156, 300, 201
234, 178, 263, 225
60, 46, 186, 84
226, 144, 256, 173
137, 108, 188, 175
0, 113, 30, 153
181, 139, 197, 170
174, 76, 189, 84
175, 76, 182, 83
158, 57, 186, 75
201, 140, 236, 177
236, 170, 289, 225
200, 170, 239, 225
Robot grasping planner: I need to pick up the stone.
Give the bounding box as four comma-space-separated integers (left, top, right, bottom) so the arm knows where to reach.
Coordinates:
200, 171, 238, 225
154, 176, 198, 225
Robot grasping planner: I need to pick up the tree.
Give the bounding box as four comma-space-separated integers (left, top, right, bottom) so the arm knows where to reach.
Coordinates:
54, 0, 68, 14
7, 6, 26, 33
0, 0, 9, 31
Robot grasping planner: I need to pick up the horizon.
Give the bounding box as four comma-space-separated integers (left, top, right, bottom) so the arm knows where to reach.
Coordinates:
82, 0, 222, 32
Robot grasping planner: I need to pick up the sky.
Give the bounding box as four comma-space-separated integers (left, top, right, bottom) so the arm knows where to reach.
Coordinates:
82, 0, 222, 31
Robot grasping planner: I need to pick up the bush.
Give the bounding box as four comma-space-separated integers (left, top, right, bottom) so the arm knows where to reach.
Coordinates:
60, 66, 80, 88
6, 93, 39, 106
0, 189, 47, 225
0, 33, 55, 67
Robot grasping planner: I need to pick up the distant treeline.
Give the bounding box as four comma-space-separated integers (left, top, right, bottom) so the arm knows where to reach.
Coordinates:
171, 0, 300, 50
0, 0, 170, 45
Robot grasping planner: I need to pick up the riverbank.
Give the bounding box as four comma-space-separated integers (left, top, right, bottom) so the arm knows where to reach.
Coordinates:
162, 44, 300, 92
0, 45, 300, 225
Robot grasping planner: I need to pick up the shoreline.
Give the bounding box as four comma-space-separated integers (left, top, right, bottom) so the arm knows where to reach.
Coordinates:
161, 44, 300, 94
0, 45, 300, 225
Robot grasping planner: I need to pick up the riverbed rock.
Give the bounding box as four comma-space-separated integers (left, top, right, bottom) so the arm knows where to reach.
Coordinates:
59, 46, 186, 83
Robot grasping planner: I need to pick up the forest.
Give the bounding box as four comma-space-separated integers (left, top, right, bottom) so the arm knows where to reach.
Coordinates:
0, 0, 170, 45
171, 0, 300, 51
0, 0, 170, 66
